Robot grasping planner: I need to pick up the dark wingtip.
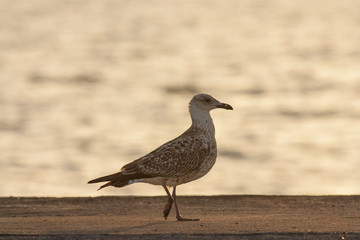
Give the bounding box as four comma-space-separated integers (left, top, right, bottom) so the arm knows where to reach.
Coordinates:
88, 179, 99, 184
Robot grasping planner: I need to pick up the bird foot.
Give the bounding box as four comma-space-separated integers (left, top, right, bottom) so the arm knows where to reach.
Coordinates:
176, 215, 199, 221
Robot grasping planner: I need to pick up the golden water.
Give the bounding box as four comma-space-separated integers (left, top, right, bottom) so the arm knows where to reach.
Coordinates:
1, 0, 360, 196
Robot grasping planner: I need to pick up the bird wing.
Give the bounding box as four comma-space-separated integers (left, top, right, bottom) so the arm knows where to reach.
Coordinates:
121, 133, 213, 178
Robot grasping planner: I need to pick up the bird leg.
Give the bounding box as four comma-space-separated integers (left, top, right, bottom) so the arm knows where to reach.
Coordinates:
172, 186, 199, 221
162, 184, 173, 219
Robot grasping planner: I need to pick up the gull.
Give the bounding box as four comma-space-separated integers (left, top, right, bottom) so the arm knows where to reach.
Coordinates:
88, 93, 233, 221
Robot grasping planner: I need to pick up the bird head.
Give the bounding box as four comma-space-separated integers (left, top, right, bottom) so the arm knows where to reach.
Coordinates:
189, 93, 233, 112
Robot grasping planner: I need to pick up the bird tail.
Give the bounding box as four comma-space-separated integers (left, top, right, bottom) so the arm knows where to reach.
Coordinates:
88, 171, 151, 190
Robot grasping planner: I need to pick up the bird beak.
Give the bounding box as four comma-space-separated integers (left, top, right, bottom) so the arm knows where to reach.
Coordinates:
216, 103, 233, 110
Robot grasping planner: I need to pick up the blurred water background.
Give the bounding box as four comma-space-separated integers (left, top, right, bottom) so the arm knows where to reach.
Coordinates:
1, 0, 360, 196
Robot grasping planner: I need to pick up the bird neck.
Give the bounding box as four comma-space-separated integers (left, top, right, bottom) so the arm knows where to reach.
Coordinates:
189, 106, 215, 135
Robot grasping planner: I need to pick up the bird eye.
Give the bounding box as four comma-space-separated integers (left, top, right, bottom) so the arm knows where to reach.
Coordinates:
204, 98, 211, 103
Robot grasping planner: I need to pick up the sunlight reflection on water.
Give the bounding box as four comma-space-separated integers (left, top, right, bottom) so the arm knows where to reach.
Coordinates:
1, 0, 360, 196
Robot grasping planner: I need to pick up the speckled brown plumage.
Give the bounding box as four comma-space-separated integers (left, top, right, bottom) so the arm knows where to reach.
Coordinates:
122, 126, 217, 185
89, 93, 233, 221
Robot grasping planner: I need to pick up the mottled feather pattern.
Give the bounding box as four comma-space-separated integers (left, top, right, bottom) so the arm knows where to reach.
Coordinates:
121, 127, 217, 182
88, 94, 232, 221
88, 93, 232, 189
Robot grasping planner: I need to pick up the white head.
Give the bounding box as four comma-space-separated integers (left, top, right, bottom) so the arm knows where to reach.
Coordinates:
188, 94, 232, 133
189, 93, 233, 112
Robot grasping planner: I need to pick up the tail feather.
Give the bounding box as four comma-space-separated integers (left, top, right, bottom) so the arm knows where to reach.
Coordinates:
88, 171, 152, 190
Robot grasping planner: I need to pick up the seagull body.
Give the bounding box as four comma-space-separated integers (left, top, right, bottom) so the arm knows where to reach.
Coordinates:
88, 93, 233, 221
